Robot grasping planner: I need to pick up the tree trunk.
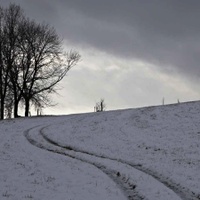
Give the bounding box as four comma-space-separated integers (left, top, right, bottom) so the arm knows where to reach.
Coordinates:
0, 42, 3, 120
0, 96, 4, 119
0, 12, 3, 120
14, 99, 19, 118
13, 87, 21, 118
25, 99, 30, 117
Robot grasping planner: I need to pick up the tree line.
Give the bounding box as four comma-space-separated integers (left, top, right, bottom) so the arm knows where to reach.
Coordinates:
0, 4, 81, 119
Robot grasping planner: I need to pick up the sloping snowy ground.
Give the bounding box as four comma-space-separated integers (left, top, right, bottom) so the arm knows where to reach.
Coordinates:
0, 117, 126, 200
1, 101, 200, 200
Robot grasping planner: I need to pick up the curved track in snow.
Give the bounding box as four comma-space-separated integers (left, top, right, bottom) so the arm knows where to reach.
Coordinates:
24, 125, 143, 200
24, 124, 195, 200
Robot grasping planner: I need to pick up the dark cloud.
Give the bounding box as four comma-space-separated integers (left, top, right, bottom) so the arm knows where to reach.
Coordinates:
58, 0, 200, 78
1, 0, 200, 79
1, 0, 58, 23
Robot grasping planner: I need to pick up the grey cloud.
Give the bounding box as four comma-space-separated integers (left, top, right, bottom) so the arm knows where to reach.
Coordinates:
56, 0, 200, 78
2, 0, 200, 78
1, 0, 58, 24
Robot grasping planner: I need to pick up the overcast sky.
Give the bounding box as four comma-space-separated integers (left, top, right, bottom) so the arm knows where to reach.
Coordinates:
1, 0, 200, 114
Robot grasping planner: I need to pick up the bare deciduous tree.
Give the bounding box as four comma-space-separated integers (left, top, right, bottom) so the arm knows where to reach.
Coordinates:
3, 4, 24, 118
0, 4, 81, 119
17, 19, 80, 116
95, 99, 106, 112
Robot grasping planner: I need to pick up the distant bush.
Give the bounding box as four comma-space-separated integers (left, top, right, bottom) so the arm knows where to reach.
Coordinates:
95, 99, 106, 112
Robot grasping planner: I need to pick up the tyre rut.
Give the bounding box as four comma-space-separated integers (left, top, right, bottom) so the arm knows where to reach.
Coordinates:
24, 125, 144, 200
24, 125, 186, 200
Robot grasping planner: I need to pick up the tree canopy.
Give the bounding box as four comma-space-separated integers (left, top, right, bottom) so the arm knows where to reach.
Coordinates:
0, 4, 81, 119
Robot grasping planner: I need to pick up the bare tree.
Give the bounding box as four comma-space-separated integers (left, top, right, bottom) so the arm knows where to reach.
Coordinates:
17, 19, 81, 116
0, 4, 24, 119
5, 5, 24, 118
0, 4, 81, 118
95, 99, 106, 112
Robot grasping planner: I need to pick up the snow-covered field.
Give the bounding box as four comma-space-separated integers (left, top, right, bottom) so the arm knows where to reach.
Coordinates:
1, 101, 200, 200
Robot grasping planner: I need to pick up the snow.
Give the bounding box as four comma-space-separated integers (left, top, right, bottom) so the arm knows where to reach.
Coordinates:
1, 101, 200, 200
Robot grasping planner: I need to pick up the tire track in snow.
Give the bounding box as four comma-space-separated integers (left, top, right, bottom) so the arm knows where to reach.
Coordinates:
40, 124, 200, 200
40, 126, 193, 200
24, 125, 185, 200
24, 125, 144, 200
119, 119, 199, 200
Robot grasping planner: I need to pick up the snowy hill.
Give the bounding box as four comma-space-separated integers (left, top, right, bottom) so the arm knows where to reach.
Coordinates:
1, 101, 200, 200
